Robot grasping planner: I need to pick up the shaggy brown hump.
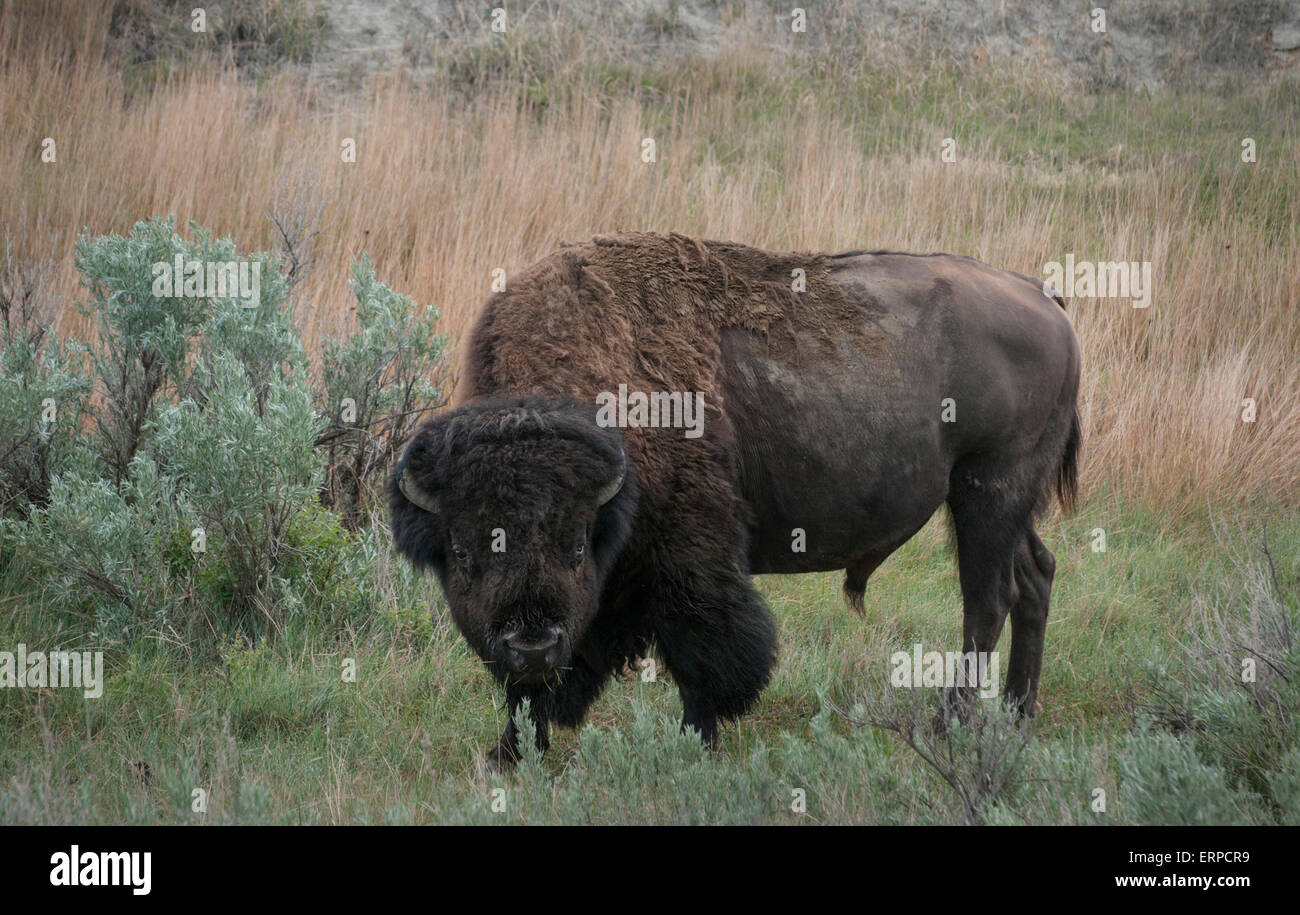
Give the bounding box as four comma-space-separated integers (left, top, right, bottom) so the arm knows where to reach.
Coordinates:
462, 231, 876, 407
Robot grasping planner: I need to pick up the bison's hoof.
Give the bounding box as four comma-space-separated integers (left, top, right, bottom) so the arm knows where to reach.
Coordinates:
486, 742, 519, 772
934, 691, 977, 733
1005, 695, 1042, 721
930, 707, 960, 736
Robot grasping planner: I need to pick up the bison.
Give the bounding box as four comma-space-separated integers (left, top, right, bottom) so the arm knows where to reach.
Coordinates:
390, 232, 1080, 766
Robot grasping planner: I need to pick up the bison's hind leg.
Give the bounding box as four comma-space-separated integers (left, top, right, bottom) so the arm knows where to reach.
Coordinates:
944, 465, 1033, 722
1005, 528, 1055, 716
946, 449, 1061, 721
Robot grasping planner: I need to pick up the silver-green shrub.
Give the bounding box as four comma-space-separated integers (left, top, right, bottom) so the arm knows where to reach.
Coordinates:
4, 216, 444, 650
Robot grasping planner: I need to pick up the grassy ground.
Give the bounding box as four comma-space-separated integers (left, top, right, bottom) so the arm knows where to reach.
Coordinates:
1, 2, 1297, 824
3, 500, 1296, 825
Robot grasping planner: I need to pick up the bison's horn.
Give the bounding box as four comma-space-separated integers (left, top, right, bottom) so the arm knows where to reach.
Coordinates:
398, 467, 440, 515
596, 451, 626, 506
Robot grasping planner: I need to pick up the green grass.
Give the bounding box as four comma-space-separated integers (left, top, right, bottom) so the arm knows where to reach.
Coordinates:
3, 497, 1295, 824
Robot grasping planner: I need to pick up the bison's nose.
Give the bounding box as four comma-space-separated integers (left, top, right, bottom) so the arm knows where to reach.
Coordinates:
503, 627, 564, 674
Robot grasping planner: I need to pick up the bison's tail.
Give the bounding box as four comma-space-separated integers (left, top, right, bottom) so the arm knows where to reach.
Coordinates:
1055, 409, 1081, 514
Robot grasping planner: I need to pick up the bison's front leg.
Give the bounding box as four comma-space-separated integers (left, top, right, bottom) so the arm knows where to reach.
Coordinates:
656, 571, 778, 750
486, 656, 610, 769
487, 683, 550, 770
681, 693, 720, 747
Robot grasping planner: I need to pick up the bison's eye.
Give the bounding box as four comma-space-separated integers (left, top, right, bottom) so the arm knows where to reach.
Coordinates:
575, 543, 585, 559
452, 544, 469, 564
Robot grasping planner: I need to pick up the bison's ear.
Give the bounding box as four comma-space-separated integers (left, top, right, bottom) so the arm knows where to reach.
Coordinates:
389, 428, 447, 571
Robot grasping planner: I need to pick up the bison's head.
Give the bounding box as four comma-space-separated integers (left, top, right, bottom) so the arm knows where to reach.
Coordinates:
389, 396, 636, 686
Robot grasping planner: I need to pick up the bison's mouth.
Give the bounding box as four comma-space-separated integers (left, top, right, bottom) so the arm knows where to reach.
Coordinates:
497, 624, 569, 684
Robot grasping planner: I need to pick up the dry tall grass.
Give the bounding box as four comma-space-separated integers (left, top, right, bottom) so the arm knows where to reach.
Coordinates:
2, 1, 1296, 516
